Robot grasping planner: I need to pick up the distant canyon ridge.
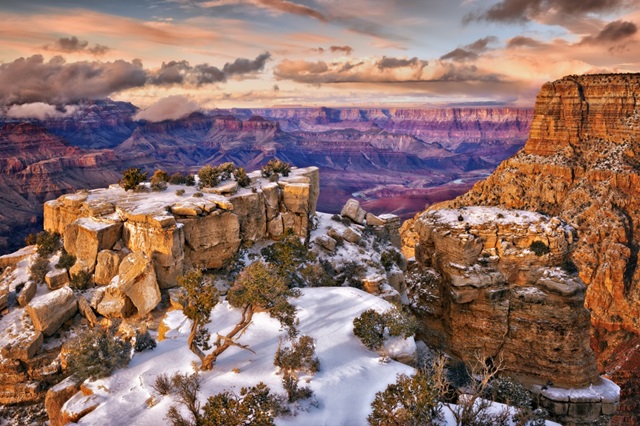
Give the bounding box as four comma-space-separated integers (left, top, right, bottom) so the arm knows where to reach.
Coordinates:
0, 102, 532, 254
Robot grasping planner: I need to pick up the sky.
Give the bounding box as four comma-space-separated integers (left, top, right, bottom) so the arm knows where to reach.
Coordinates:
0, 0, 639, 112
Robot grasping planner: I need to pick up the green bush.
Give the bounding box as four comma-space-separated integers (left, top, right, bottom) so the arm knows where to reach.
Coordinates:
24, 233, 37, 246
175, 189, 185, 196
29, 257, 50, 284
233, 167, 251, 187
153, 373, 173, 395
169, 172, 187, 185
55, 250, 76, 270
530, 241, 550, 256
36, 231, 61, 258
368, 370, 442, 426
120, 167, 148, 191
353, 307, 417, 351
281, 371, 313, 403
201, 382, 281, 426
261, 229, 312, 288
274, 335, 319, 375
185, 174, 196, 186
261, 159, 291, 179
198, 165, 221, 188
65, 324, 131, 382
69, 270, 93, 290
192, 192, 203, 198
134, 330, 157, 352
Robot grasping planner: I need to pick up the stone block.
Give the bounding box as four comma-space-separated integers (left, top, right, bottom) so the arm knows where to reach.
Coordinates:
64, 218, 122, 271
17, 281, 37, 307
46, 376, 81, 426
1, 330, 43, 361
262, 182, 280, 221
229, 191, 267, 241
180, 211, 241, 270
26, 287, 77, 336
94, 250, 125, 286
46, 268, 70, 290
116, 252, 161, 316
341, 199, 366, 224
282, 183, 310, 214
77, 295, 98, 326
315, 235, 337, 252
342, 227, 362, 244
366, 213, 385, 226
96, 287, 135, 318
267, 215, 284, 238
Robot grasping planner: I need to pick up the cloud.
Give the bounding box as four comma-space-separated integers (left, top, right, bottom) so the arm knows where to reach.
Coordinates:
465, 0, 630, 23
5, 102, 78, 120
581, 20, 638, 44
376, 56, 428, 69
507, 36, 545, 48
133, 95, 200, 122
440, 36, 497, 62
222, 52, 271, 75
200, 0, 327, 22
44, 36, 110, 55
0, 55, 147, 105
330, 45, 353, 55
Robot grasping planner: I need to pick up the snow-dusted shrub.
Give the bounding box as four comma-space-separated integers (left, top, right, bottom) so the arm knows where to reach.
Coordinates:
192, 192, 203, 198
65, 324, 131, 382
368, 369, 443, 426
261, 159, 291, 179
380, 249, 403, 271
169, 172, 187, 185
29, 257, 49, 284
55, 249, 76, 270
152, 373, 173, 395
120, 167, 147, 191
201, 382, 283, 426
175, 189, 185, 196
35, 230, 61, 258
233, 166, 251, 187
69, 269, 93, 290
274, 335, 320, 375
134, 330, 157, 352
261, 229, 312, 288
282, 372, 313, 403
353, 307, 417, 351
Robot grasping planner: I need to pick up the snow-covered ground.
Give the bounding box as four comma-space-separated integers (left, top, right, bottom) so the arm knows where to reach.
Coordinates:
79, 287, 416, 426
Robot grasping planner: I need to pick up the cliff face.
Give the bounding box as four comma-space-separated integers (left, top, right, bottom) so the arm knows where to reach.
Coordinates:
438, 74, 640, 335
405, 73, 640, 424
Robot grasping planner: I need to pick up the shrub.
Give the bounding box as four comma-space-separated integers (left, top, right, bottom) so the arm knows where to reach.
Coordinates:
201, 382, 281, 426
282, 372, 313, 403
381, 249, 403, 271
69, 270, 93, 290
233, 167, 251, 187
217, 162, 236, 181
151, 169, 169, 183
55, 250, 76, 270
198, 165, 220, 188
368, 369, 443, 426
458, 214, 464, 222
135, 330, 157, 352
165, 372, 202, 425
330, 214, 342, 222
185, 174, 196, 186
261, 159, 291, 179
192, 192, 203, 198
65, 323, 132, 382
24, 233, 37, 246
353, 307, 416, 351
261, 229, 312, 288
274, 335, 320, 375
151, 180, 167, 192
36, 231, 61, 258
120, 167, 148, 191
175, 189, 185, 196
169, 172, 187, 185
29, 257, 50, 284
530, 241, 550, 256
153, 373, 173, 395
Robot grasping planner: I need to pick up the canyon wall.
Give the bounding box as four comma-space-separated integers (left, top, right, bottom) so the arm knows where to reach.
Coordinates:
403, 73, 640, 424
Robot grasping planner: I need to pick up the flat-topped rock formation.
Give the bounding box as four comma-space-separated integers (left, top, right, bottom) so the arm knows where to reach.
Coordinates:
406, 206, 617, 425
44, 166, 319, 291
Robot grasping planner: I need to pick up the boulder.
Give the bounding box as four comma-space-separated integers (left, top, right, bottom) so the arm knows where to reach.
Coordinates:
1, 330, 43, 361
202, 181, 238, 195
26, 287, 77, 336
46, 268, 69, 290
96, 286, 136, 318
341, 199, 366, 224
17, 281, 37, 307
315, 235, 337, 252
64, 218, 122, 271
365, 213, 385, 226
45, 376, 81, 426
94, 250, 125, 286
0, 285, 8, 311
116, 252, 161, 316
60, 391, 104, 425
363, 275, 385, 294
282, 212, 308, 238
342, 227, 362, 244
77, 295, 98, 326
171, 203, 202, 217
267, 215, 284, 238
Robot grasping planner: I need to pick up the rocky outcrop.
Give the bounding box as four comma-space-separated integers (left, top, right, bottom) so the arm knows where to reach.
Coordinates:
44, 166, 320, 293
26, 287, 77, 337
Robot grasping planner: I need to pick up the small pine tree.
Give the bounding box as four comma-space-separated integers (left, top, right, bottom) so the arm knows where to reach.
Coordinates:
69, 269, 93, 290
29, 257, 50, 284
260, 159, 291, 179
35, 231, 61, 258
55, 249, 76, 270
169, 172, 187, 185
198, 165, 221, 188
274, 335, 320, 375
261, 229, 312, 288
120, 167, 148, 191
353, 307, 417, 351
233, 167, 251, 187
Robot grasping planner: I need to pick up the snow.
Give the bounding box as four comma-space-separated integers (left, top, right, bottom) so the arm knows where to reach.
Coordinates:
78, 287, 415, 426
537, 377, 620, 404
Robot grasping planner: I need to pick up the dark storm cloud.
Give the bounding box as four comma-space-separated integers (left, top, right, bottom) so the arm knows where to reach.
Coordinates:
440, 36, 497, 62
465, 0, 629, 23
581, 20, 638, 44
330, 45, 353, 55
0, 52, 271, 105
376, 56, 427, 69
44, 36, 111, 55
507, 35, 544, 48
222, 52, 271, 75
0, 55, 146, 105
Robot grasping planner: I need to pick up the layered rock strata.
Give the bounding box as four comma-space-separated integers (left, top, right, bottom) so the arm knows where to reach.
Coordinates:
44, 166, 319, 291
406, 206, 617, 425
